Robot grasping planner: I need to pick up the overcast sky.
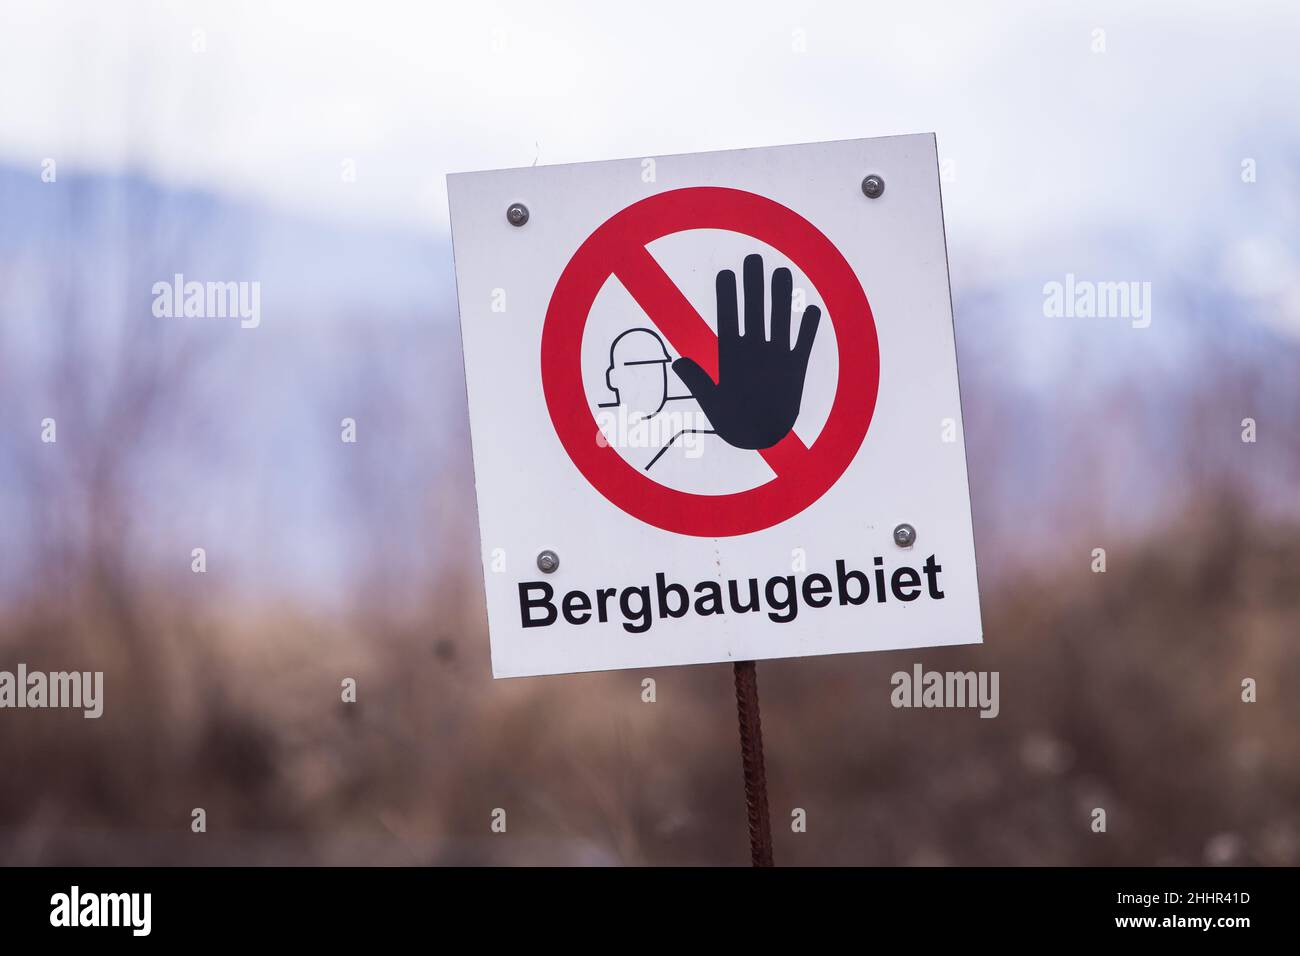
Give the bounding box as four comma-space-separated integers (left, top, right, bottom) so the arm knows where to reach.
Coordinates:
2, 0, 1297, 249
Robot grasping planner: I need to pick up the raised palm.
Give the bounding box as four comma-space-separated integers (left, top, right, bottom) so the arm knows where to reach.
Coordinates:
672, 254, 821, 450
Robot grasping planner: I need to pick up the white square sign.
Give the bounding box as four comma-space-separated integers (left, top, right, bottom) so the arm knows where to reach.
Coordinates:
448, 134, 981, 678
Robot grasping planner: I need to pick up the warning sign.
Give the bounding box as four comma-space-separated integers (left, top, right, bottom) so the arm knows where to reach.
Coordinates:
542, 186, 878, 537
449, 134, 982, 677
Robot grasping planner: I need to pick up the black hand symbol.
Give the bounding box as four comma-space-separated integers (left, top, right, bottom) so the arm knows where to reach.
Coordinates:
672, 254, 821, 450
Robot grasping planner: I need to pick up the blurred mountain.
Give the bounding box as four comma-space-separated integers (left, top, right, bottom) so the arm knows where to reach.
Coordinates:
1, 164, 1297, 609
0, 166, 466, 611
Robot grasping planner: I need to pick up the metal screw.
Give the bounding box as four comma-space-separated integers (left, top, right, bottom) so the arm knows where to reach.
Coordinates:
536, 549, 559, 573
861, 174, 885, 199
893, 523, 916, 548
506, 202, 529, 226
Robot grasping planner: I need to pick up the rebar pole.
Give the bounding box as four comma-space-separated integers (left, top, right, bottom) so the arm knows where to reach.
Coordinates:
733, 659, 774, 867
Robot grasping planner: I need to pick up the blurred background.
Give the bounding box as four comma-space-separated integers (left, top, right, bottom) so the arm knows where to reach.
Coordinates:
1, 0, 1298, 865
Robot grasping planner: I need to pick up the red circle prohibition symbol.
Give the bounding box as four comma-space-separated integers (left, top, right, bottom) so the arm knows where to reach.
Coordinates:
542, 186, 880, 537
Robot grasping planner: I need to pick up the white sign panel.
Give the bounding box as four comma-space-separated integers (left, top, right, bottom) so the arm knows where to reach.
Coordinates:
448, 134, 981, 678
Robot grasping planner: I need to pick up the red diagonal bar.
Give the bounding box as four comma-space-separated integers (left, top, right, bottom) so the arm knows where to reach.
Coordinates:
611, 244, 811, 475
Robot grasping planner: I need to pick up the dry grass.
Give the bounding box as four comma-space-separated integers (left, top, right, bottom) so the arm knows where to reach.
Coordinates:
1, 494, 1296, 866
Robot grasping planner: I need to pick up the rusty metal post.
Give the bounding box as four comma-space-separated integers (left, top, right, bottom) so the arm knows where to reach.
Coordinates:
733, 659, 774, 867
